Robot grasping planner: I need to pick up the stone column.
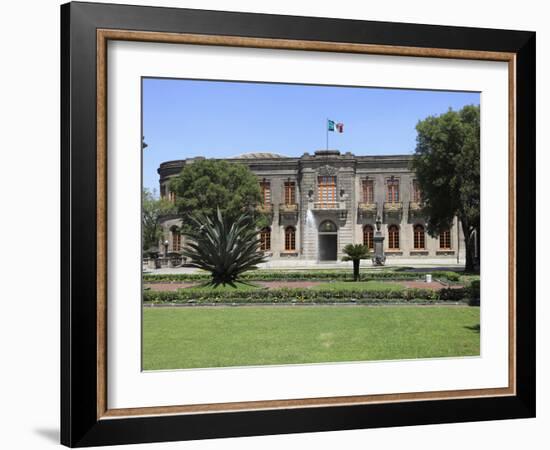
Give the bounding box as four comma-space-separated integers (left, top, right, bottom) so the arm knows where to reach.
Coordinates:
372, 215, 386, 265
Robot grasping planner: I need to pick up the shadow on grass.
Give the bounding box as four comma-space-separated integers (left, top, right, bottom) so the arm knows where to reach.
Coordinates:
392, 266, 415, 272
464, 324, 480, 333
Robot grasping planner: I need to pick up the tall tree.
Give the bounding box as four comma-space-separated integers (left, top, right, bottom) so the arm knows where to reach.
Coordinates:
169, 159, 267, 232
142, 188, 175, 252
412, 105, 480, 271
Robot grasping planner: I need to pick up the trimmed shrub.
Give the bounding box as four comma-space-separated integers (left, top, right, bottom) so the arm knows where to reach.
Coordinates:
143, 286, 471, 305
432, 271, 461, 282
466, 279, 480, 305
143, 270, 462, 283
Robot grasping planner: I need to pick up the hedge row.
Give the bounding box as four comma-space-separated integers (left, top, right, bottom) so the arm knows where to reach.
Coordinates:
143, 285, 478, 305
145, 298, 460, 306
143, 270, 461, 283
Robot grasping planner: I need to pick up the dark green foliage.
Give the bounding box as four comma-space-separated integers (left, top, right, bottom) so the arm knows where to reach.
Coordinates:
169, 159, 268, 231
342, 244, 370, 281
181, 209, 267, 286
468, 279, 480, 296
143, 270, 461, 283
466, 279, 480, 305
143, 286, 473, 305
142, 188, 176, 251
412, 105, 480, 271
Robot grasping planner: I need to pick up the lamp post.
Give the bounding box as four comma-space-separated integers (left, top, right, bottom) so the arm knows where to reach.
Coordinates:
163, 240, 169, 258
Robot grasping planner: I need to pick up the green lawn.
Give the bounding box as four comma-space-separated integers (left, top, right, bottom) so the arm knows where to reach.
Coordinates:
142, 306, 480, 370
310, 281, 404, 291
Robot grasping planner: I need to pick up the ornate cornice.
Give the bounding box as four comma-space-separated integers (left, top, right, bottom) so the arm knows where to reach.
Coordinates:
317, 164, 339, 177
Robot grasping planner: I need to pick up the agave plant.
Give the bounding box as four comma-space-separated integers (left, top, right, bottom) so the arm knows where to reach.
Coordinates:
181, 208, 267, 287
342, 244, 370, 281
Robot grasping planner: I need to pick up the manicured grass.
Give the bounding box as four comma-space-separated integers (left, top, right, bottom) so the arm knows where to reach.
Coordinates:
142, 306, 480, 370
311, 281, 404, 291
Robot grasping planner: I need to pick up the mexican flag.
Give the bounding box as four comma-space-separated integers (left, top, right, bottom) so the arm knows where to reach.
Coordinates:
327, 119, 344, 133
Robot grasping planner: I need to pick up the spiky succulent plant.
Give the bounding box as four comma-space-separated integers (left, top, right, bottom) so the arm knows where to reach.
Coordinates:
181, 208, 267, 287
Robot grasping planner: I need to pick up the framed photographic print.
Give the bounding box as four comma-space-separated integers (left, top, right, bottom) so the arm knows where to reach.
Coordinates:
61, 1, 536, 447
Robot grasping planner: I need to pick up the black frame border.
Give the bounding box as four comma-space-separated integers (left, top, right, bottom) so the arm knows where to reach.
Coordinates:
61, 2, 536, 447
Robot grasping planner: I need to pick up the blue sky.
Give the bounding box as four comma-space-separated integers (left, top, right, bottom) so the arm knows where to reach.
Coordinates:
142, 78, 479, 193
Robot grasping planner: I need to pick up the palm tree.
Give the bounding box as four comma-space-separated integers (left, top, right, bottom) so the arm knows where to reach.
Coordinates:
181, 208, 267, 287
342, 244, 370, 281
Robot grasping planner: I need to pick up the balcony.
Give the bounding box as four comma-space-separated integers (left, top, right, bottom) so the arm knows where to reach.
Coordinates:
279, 203, 298, 212
256, 203, 274, 221
383, 201, 403, 214
279, 203, 299, 222
257, 203, 273, 213
311, 201, 347, 221
408, 201, 425, 218
357, 202, 377, 218
311, 201, 346, 211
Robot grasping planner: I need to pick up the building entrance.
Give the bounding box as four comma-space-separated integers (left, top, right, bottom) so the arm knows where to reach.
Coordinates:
318, 220, 338, 261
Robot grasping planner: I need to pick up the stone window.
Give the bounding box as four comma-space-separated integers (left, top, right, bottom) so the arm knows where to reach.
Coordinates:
362, 179, 374, 203
439, 229, 452, 249
413, 224, 426, 249
318, 176, 337, 207
260, 227, 271, 251
284, 181, 296, 205
168, 191, 176, 203
412, 180, 422, 203
285, 226, 296, 251
363, 225, 374, 249
388, 225, 400, 249
160, 184, 167, 199
260, 181, 271, 206
386, 178, 400, 203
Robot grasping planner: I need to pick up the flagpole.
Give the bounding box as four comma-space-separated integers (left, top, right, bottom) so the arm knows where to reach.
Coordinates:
326, 118, 328, 150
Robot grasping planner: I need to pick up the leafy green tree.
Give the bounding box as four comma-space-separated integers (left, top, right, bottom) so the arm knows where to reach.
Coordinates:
412, 105, 480, 271
169, 159, 267, 232
181, 209, 267, 286
142, 188, 175, 252
342, 244, 370, 281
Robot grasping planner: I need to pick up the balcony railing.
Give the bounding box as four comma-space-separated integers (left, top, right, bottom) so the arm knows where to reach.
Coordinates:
312, 201, 346, 211
408, 201, 425, 217
279, 203, 298, 212
358, 202, 377, 218
383, 201, 403, 212
257, 203, 273, 213
279, 203, 299, 222
358, 202, 377, 211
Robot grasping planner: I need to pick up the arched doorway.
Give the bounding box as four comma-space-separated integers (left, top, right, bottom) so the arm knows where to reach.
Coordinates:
318, 220, 337, 261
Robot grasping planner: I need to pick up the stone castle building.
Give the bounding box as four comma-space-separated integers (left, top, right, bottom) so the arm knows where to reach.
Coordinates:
157, 150, 466, 264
